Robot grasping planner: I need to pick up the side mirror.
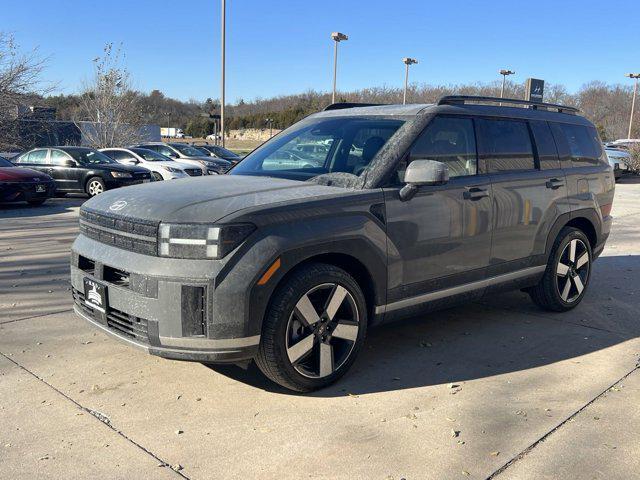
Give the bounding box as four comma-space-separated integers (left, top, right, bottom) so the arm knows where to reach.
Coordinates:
399, 160, 449, 201
63, 159, 77, 167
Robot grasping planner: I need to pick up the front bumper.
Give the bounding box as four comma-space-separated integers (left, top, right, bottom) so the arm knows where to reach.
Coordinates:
70, 234, 263, 363
0, 180, 55, 202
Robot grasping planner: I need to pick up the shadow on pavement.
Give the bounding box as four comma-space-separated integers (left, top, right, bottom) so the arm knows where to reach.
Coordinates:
0, 196, 86, 218
207, 254, 640, 396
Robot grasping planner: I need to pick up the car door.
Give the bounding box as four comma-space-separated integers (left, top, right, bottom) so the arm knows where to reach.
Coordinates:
49, 149, 84, 191
476, 117, 569, 272
383, 115, 493, 310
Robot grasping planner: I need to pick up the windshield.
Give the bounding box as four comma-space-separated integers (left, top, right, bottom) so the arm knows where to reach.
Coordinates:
230, 116, 404, 181
66, 149, 117, 165
131, 148, 172, 162
206, 145, 240, 159
172, 144, 206, 157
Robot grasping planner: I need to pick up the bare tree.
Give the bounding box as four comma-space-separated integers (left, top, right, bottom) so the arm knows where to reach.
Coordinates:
0, 33, 50, 150
76, 44, 145, 148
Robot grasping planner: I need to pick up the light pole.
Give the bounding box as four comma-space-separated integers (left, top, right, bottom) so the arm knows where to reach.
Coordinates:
499, 69, 515, 98
625, 73, 640, 139
402, 57, 418, 105
220, 0, 226, 147
331, 32, 348, 104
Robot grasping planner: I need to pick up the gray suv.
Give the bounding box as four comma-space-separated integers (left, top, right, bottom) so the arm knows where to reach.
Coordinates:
70, 96, 614, 392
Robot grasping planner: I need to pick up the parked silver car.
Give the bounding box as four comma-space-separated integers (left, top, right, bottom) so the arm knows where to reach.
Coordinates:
100, 148, 204, 181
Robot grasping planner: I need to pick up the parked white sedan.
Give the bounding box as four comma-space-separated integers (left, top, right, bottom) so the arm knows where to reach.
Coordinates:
100, 148, 204, 181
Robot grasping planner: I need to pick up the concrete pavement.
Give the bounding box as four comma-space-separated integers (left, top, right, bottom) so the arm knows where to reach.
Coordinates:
1, 182, 639, 479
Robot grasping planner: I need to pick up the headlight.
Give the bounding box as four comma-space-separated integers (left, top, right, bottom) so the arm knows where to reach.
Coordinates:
158, 223, 255, 259
163, 166, 182, 173
110, 171, 133, 178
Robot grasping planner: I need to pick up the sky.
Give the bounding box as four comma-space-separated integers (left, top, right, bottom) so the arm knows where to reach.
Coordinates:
3, 0, 640, 103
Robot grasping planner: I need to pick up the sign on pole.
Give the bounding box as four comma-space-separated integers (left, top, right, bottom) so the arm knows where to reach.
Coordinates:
525, 78, 545, 102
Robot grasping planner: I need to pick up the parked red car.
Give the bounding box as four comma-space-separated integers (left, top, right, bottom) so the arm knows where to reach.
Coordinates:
0, 156, 56, 206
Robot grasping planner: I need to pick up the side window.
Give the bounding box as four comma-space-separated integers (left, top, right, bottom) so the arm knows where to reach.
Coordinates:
50, 149, 72, 166
103, 150, 127, 161
157, 146, 175, 157
406, 116, 477, 180
530, 121, 560, 170
26, 149, 49, 165
552, 123, 602, 167
477, 118, 535, 172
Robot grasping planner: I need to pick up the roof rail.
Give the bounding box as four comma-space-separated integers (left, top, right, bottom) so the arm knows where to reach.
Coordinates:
437, 95, 579, 114
323, 102, 385, 111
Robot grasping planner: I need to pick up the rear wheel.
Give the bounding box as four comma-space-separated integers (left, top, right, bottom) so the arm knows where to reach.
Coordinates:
256, 263, 367, 392
86, 177, 105, 197
529, 227, 592, 312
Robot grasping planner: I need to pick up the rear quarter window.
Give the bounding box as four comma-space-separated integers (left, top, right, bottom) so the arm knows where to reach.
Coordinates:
551, 123, 604, 167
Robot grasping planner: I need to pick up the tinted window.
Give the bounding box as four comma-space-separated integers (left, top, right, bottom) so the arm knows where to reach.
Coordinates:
50, 149, 72, 166
552, 123, 602, 167
407, 116, 477, 179
529, 121, 560, 170
477, 118, 535, 172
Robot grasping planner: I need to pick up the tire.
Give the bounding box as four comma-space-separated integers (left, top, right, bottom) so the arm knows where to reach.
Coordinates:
85, 177, 106, 197
528, 227, 592, 312
151, 172, 163, 181
27, 199, 46, 206
255, 263, 368, 392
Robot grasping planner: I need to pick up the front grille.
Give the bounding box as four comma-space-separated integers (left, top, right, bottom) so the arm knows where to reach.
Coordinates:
79, 208, 158, 256
185, 168, 202, 176
73, 288, 149, 343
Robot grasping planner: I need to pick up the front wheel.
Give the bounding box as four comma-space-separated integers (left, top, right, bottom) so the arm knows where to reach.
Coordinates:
528, 227, 592, 312
151, 172, 164, 181
256, 263, 367, 392
86, 177, 106, 197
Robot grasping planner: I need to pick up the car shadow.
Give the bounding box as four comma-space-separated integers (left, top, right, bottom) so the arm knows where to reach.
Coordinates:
0, 196, 86, 218
207, 254, 640, 396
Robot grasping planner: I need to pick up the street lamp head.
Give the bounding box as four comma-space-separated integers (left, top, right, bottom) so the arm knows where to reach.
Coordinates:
403, 57, 418, 65
331, 32, 348, 42
625, 73, 640, 79
499, 69, 515, 76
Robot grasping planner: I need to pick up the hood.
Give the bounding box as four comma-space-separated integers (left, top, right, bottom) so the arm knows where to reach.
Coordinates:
82, 174, 346, 224
0, 167, 52, 182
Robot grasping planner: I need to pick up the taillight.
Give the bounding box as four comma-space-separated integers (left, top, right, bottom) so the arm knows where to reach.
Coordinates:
600, 203, 612, 217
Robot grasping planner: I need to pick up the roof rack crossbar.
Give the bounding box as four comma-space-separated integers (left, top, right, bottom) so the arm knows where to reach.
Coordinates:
323, 102, 386, 111
437, 95, 579, 114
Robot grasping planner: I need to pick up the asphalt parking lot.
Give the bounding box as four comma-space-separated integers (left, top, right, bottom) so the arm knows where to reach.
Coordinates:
2, 182, 640, 480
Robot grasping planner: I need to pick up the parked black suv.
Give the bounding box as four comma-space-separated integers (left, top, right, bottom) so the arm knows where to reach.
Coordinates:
14, 147, 152, 196
70, 96, 614, 391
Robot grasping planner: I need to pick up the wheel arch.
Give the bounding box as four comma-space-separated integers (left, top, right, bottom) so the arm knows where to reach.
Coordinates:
544, 210, 600, 262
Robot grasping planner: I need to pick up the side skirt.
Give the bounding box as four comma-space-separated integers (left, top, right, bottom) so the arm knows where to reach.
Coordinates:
375, 265, 545, 316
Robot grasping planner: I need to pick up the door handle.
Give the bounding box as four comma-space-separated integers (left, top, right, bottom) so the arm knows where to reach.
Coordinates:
545, 178, 565, 189
463, 186, 489, 200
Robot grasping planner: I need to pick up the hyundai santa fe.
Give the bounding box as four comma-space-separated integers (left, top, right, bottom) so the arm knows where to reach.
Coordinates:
70, 96, 614, 392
